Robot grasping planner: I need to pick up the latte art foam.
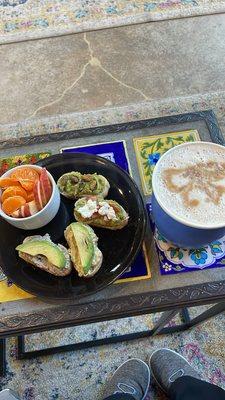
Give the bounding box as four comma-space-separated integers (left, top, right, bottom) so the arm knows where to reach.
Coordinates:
154, 142, 225, 227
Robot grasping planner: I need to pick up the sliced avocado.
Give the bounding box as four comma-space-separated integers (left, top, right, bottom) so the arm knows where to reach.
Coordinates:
95, 176, 104, 192
16, 240, 66, 269
70, 222, 94, 274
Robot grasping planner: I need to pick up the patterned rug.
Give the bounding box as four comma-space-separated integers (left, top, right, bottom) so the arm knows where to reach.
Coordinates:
1, 0, 225, 44
1, 308, 224, 399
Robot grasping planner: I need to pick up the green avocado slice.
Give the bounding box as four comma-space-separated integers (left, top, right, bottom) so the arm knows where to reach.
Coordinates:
70, 222, 94, 274
16, 240, 66, 269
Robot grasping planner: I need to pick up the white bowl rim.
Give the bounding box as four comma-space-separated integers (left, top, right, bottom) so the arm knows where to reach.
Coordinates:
152, 141, 225, 230
0, 164, 56, 221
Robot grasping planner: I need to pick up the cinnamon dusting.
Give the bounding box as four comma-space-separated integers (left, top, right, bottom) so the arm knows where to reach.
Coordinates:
163, 161, 225, 208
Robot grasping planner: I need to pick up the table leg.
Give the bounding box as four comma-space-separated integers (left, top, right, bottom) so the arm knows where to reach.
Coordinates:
187, 302, 225, 328
180, 307, 191, 324
15, 302, 225, 361
0, 338, 6, 376
151, 309, 182, 336
16, 308, 183, 359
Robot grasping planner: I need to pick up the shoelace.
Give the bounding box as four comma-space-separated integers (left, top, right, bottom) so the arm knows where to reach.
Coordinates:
114, 382, 137, 395
169, 369, 185, 383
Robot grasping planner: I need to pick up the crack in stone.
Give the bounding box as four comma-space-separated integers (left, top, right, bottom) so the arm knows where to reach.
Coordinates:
84, 32, 94, 59
84, 32, 149, 100
27, 61, 90, 119
98, 63, 149, 100
28, 32, 149, 119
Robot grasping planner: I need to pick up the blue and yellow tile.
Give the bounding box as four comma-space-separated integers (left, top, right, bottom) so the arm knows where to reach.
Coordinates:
133, 129, 200, 195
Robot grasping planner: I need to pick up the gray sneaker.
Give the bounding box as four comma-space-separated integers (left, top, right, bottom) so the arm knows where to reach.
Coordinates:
102, 358, 150, 400
149, 348, 200, 394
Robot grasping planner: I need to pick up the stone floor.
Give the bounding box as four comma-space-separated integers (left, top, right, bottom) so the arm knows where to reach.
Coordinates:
1, 13, 225, 142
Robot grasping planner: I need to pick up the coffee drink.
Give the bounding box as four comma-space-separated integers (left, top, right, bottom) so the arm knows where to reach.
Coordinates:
154, 142, 225, 227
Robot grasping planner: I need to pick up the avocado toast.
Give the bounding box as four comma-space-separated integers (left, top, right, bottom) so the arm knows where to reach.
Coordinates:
64, 222, 103, 277
57, 172, 110, 199
16, 234, 72, 276
74, 197, 129, 230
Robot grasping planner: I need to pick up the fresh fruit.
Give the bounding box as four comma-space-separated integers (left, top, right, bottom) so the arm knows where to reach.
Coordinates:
2, 196, 26, 216
40, 168, 52, 204
19, 179, 35, 191
26, 191, 35, 202
0, 167, 53, 219
33, 168, 52, 210
11, 167, 39, 182
16, 240, 67, 269
1, 186, 27, 203
0, 177, 21, 188
12, 200, 39, 218
33, 180, 44, 210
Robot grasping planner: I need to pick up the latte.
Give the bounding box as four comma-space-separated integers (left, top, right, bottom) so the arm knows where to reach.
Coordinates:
153, 142, 225, 227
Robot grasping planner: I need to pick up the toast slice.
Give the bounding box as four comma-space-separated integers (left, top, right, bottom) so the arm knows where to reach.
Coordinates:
16, 234, 72, 277
74, 197, 129, 230
64, 223, 103, 277
57, 172, 110, 199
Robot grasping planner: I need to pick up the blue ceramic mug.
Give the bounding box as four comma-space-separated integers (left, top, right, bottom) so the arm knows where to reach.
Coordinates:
151, 141, 225, 248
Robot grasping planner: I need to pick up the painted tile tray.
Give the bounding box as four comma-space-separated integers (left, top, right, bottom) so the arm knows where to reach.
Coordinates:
0, 111, 224, 304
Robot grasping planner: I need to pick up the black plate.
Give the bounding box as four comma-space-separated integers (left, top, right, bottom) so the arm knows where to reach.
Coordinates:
0, 153, 146, 301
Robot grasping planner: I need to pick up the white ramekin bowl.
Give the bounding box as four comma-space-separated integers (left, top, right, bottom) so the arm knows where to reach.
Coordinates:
0, 164, 60, 230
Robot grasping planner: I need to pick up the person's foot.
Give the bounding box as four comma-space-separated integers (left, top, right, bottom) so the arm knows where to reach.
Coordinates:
149, 348, 200, 394
102, 358, 150, 400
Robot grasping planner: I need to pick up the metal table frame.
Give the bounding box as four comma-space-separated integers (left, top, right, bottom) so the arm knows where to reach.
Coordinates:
0, 110, 225, 376
1, 301, 225, 376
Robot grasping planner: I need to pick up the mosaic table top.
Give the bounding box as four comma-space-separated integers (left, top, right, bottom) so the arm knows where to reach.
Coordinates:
0, 111, 224, 342
0, 119, 224, 306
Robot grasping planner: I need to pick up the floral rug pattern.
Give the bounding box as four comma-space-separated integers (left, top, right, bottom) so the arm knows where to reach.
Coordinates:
0, 309, 224, 399
1, 0, 225, 44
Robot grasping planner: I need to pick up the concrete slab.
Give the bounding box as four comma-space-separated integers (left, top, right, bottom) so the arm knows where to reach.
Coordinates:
1, 14, 225, 136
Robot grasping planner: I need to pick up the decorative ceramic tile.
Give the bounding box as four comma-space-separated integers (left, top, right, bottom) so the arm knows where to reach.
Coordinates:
0, 271, 33, 302
0, 152, 51, 176
116, 242, 151, 283
61, 140, 151, 283
61, 140, 131, 173
146, 204, 225, 275
133, 130, 199, 195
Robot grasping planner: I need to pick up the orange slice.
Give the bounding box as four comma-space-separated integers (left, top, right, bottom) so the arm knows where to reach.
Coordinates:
1, 186, 28, 203
0, 177, 21, 189
2, 196, 26, 215
11, 167, 39, 182
19, 179, 35, 191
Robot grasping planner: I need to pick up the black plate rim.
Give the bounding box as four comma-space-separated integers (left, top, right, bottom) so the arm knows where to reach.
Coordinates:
0, 152, 147, 301
36, 152, 135, 184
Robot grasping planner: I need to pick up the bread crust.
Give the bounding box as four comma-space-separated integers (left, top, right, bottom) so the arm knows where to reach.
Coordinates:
18, 252, 72, 276
74, 213, 128, 230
